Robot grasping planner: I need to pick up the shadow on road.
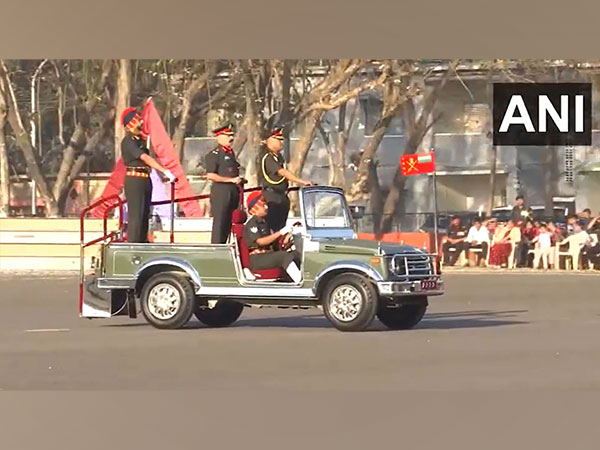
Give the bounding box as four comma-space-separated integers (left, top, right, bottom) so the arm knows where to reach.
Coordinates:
417, 309, 528, 330
216, 309, 528, 331
100, 309, 528, 331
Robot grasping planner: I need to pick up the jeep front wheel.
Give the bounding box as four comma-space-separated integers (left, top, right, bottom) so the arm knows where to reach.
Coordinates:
322, 274, 378, 331
377, 297, 428, 330
140, 273, 195, 329
194, 300, 244, 327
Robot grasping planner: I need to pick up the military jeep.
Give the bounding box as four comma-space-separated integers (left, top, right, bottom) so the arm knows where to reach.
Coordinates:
80, 186, 444, 332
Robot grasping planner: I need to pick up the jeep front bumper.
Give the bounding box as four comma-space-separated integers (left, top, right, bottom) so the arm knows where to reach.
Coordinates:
377, 279, 444, 297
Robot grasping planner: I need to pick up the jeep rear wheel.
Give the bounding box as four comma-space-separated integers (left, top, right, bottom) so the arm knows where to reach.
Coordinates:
140, 273, 195, 329
377, 297, 428, 330
194, 300, 244, 327
322, 274, 378, 331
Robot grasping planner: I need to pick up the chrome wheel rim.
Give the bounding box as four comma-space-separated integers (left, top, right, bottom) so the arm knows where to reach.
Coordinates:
329, 285, 362, 322
147, 283, 181, 320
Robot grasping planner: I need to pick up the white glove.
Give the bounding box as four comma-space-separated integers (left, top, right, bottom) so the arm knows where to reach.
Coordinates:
279, 225, 292, 235
292, 223, 304, 234
164, 170, 176, 183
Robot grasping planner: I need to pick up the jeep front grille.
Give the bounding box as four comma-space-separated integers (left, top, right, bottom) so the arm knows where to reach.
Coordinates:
390, 254, 434, 279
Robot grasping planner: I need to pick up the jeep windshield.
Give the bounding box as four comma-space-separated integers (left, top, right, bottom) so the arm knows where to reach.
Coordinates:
302, 189, 355, 239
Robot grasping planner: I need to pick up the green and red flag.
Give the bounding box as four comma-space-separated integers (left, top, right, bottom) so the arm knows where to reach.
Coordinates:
400, 152, 436, 176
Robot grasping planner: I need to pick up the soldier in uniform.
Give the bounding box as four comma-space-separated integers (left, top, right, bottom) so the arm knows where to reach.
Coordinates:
120, 107, 175, 243
205, 124, 243, 244
243, 191, 302, 283
258, 127, 313, 232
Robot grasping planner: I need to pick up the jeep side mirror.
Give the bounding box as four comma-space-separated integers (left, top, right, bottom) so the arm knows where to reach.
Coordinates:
350, 205, 365, 219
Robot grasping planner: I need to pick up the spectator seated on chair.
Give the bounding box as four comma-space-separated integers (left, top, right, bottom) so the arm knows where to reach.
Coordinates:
566, 214, 579, 234
242, 191, 302, 283
442, 216, 468, 266
578, 208, 593, 229
489, 221, 512, 268
557, 223, 591, 271
582, 215, 600, 270
465, 219, 490, 266
517, 220, 538, 267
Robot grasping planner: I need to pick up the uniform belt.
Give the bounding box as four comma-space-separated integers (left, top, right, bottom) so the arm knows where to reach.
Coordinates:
249, 248, 268, 255
126, 169, 149, 178
264, 186, 286, 193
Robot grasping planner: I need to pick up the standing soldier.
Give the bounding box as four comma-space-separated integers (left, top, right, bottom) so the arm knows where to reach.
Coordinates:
259, 127, 312, 232
205, 124, 243, 244
120, 107, 175, 243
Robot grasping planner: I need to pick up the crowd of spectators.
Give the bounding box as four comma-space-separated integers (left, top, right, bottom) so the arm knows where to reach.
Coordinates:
441, 196, 600, 271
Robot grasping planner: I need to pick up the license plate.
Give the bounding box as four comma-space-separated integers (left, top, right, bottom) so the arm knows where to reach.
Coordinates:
420, 279, 438, 291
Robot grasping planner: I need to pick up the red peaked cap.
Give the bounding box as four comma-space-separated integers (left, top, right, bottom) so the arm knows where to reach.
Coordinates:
269, 127, 284, 140
246, 191, 264, 212
121, 107, 139, 127
213, 123, 235, 136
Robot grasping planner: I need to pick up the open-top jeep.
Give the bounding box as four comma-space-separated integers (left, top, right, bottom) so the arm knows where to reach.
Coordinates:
80, 186, 444, 332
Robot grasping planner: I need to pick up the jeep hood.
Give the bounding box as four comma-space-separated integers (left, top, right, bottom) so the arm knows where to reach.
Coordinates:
320, 239, 424, 256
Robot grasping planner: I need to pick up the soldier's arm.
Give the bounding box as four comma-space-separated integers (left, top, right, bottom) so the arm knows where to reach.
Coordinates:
256, 230, 286, 247
139, 154, 169, 175
206, 173, 241, 184
277, 167, 311, 186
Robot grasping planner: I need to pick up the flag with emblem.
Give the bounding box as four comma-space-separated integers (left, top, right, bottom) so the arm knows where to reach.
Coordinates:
400, 152, 436, 176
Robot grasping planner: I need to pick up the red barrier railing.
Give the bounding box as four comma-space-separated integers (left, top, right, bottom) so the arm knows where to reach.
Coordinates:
78, 184, 301, 313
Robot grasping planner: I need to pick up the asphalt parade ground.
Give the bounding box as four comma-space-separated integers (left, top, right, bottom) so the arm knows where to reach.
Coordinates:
2, 271, 600, 449
1, 271, 599, 391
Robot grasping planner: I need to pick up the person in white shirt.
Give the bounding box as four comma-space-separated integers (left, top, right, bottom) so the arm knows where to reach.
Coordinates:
532, 224, 553, 269
558, 223, 591, 270
466, 219, 490, 265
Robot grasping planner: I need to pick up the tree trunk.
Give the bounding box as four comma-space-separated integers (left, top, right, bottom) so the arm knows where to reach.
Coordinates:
288, 110, 321, 177
329, 102, 350, 188
0, 92, 9, 216
239, 61, 264, 188
280, 60, 293, 160
52, 60, 112, 203
377, 64, 455, 235
488, 144, 498, 215
58, 111, 115, 214
346, 114, 394, 203
287, 60, 370, 175
0, 61, 58, 216
368, 161, 384, 236
543, 146, 555, 217
172, 73, 209, 160
287, 111, 321, 215
316, 122, 338, 187
52, 123, 85, 200
114, 59, 131, 160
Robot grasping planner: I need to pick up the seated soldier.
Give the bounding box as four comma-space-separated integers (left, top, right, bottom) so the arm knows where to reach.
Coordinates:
243, 191, 302, 283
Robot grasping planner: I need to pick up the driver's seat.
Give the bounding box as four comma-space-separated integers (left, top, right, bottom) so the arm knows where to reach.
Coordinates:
231, 210, 285, 281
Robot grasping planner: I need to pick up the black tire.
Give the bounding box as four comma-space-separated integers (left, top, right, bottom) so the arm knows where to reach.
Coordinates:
140, 273, 195, 329
194, 300, 244, 327
377, 297, 428, 330
322, 274, 378, 331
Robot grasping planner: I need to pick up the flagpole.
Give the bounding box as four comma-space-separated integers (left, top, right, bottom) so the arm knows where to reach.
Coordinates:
432, 149, 439, 256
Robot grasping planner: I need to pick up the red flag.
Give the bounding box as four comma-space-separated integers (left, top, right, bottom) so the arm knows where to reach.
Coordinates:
142, 98, 202, 217
90, 158, 126, 218
400, 152, 436, 176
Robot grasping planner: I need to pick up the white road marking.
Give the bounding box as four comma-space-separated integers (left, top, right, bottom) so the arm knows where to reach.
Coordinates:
24, 328, 70, 333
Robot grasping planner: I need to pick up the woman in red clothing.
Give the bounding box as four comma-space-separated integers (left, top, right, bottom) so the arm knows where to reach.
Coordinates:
489, 221, 513, 267
517, 220, 539, 267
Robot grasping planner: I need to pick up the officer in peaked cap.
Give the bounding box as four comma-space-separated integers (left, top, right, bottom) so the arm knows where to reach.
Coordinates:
205, 123, 243, 244
243, 191, 302, 283
258, 127, 313, 232
120, 107, 175, 243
